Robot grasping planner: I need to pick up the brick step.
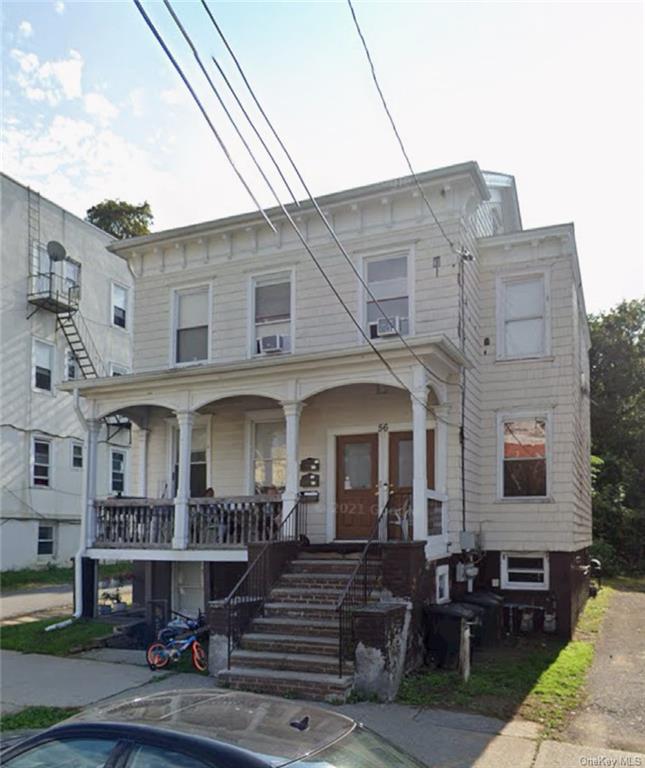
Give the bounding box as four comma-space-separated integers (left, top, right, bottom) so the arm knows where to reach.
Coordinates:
290, 558, 379, 574
251, 616, 339, 637
263, 602, 338, 620
279, 572, 378, 590
218, 667, 353, 703
240, 632, 339, 657
269, 587, 343, 604
297, 550, 363, 560
230, 649, 347, 675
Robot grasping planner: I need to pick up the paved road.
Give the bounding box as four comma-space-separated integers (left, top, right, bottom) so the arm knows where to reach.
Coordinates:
564, 586, 645, 752
0, 586, 73, 621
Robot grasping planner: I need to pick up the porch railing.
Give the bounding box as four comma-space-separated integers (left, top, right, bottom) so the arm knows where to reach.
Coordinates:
188, 496, 282, 548
336, 493, 408, 677
223, 499, 306, 669
94, 499, 175, 548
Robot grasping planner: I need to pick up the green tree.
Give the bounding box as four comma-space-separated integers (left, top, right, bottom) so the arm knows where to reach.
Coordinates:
86, 199, 153, 239
589, 298, 645, 572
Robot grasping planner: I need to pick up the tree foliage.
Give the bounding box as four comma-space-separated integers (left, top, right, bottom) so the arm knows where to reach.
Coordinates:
86, 199, 153, 239
589, 298, 645, 573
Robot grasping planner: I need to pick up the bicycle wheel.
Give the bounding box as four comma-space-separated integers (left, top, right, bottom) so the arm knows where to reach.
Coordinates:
191, 640, 207, 672
147, 642, 170, 670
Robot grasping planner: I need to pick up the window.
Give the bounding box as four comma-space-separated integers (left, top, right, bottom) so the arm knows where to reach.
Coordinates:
127, 744, 208, 768
33, 339, 54, 391
498, 274, 547, 358
110, 450, 125, 494
37, 524, 55, 555
500, 416, 548, 498
365, 254, 409, 339
111, 283, 128, 329
174, 286, 209, 364
253, 272, 292, 354
172, 426, 208, 497
4, 738, 118, 767
65, 349, 80, 381
109, 362, 129, 376
253, 421, 286, 493
501, 552, 550, 590
436, 564, 450, 604
33, 439, 51, 487
72, 441, 83, 469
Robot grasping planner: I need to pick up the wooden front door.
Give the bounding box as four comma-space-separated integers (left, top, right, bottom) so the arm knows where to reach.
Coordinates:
336, 433, 379, 539
388, 430, 435, 539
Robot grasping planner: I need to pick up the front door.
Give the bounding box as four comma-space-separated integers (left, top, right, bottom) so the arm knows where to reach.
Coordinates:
336, 434, 379, 539
388, 430, 435, 539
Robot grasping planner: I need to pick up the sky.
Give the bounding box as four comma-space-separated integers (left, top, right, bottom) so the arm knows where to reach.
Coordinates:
2, 1, 643, 313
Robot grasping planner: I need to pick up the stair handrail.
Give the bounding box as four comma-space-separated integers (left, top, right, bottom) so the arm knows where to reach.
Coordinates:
70, 310, 108, 378
335, 493, 411, 677
222, 497, 305, 669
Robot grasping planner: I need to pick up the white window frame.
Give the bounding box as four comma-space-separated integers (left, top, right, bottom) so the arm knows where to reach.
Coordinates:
32, 338, 55, 394
37, 523, 56, 557
360, 247, 415, 343
109, 362, 130, 376
170, 283, 213, 367
435, 563, 450, 604
32, 437, 52, 488
248, 268, 295, 358
244, 409, 286, 494
497, 411, 552, 502
110, 281, 129, 331
496, 270, 550, 361
64, 348, 80, 382
110, 448, 127, 494
164, 415, 213, 497
501, 551, 550, 591
71, 441, 83, 470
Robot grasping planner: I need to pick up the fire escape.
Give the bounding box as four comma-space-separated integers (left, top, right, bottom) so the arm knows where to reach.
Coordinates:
26, 188, 130, 444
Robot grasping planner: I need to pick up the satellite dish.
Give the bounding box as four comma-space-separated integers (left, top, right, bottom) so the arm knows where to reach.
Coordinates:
47, 241, 67, 262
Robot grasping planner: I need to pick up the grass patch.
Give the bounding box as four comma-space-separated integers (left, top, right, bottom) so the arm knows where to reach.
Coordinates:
0, 562, 133, 593
0, 706, 79, 732
398, 585, 616, 736
0, 616, 110, 656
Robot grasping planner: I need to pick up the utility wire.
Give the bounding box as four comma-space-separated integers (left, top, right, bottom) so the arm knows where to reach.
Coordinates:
133, 0, 276, 234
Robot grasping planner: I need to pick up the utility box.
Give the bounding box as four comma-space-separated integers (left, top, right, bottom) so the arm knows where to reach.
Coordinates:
459, 530, 478, 551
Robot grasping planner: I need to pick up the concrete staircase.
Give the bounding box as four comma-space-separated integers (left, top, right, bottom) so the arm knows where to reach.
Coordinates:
218, 547, 381, 702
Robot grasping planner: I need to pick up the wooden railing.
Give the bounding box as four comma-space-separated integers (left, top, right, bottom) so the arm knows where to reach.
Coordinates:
188, 496, 283, 548
94, 499, 174, 548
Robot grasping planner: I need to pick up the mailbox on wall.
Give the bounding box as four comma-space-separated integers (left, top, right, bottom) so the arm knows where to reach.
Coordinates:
300, 473, 320, 488
299, 458, 320, 502
300, 458, 320, 473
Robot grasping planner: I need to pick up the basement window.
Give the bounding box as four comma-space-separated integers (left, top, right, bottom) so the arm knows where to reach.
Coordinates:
37, 524, 55, 556
501, 552, 549, 590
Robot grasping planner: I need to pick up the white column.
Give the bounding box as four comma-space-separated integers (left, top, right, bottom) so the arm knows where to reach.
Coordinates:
434, 405, 449, 496
412, 378, 429, 542
281, 401, 303, 518
173, 410, 194, 549
138, 427, 150, 498
84, 418, 101, 548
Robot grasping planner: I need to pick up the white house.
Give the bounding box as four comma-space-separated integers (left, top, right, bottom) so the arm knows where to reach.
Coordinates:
0, 174, 133, 571
64, 162, 591, 700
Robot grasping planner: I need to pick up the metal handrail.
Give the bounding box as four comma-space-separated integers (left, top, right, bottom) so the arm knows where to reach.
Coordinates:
223, 498, 305, 668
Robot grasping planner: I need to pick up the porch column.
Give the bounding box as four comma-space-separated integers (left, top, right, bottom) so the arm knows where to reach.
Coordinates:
84, 418, 101, 548
138, 427, 150, 498
411, 385, 429, 542
173, 410, 194, 549
282, 400, 304, 519
434, 405, 449, 495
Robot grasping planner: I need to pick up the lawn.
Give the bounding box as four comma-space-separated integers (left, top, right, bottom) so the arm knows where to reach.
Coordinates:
0, 616, 111, 656
398, 584, 616, 736
0, 706, 79, 732
0, 562, 134, 593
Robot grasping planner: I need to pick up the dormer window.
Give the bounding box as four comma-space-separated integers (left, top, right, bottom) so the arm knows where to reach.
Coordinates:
252, 272, 292, 355
174, 285, 210, 364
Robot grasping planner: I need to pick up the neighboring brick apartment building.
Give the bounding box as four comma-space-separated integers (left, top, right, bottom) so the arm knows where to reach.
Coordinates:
0, 174, 132, 570
65, 162, 591, 699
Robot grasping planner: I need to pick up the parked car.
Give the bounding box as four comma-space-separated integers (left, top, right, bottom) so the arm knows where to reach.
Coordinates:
1, 689, 426, 767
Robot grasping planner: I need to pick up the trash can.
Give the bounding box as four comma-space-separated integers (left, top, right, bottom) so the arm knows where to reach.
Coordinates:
424, 603, 481, 669
459, 591, 503, 646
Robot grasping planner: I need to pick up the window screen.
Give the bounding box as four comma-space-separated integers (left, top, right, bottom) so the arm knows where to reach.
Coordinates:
502, 277, 545, 357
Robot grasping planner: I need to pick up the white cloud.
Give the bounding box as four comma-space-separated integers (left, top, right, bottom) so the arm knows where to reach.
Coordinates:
54, 1, 65, 14
127, 87, 145, 117
84, 92, 118, 124
18, 21, 33, 38
10, 48, 83, 106
160, 88, 187, 106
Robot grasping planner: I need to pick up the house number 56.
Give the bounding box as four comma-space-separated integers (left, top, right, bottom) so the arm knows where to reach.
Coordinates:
378, 423, 389, 432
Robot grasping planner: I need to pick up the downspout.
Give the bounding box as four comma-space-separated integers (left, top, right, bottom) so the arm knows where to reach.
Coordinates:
72, 387, 87, 618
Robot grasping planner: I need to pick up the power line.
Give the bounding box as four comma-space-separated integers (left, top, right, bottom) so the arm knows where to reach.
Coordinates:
132, 0, 276, 234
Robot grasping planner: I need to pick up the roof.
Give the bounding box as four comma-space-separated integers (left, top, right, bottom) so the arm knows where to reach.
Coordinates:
107, 161, 490, 255
69, 689, 355, 766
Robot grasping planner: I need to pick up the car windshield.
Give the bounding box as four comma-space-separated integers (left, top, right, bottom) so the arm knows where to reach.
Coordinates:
288, 726, 424, 768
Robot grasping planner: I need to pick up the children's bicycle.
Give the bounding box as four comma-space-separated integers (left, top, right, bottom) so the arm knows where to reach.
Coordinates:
146, 610, 208, 673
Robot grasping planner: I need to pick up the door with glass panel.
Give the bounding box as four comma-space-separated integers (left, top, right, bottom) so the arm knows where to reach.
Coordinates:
336, 434, 378, 539
388, 430, 435, 539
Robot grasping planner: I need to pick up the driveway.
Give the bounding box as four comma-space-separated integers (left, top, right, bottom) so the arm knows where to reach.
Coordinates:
564, 585, 645, 752
0, 586, 73, 622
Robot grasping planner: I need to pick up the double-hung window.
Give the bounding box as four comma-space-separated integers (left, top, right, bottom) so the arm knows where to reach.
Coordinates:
71, 442, 83, 469
110, 450, 126, 494
501, 552, 549, 590
500, 416, 548, 498
33, 439, 51, 487
111, 283, 128, 329
253, 421, 286, 493
365, 254, 409, 339
253, 273, 292, 355
65, 349, 80, 381
33, 339, 54, 392
174, 286, 209, 364
37, 524, 55, 556
498, 274, 548, 359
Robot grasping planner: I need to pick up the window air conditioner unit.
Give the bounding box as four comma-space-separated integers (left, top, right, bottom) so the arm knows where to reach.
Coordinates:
259, 334, 285, 354
372, 316, 402, 338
